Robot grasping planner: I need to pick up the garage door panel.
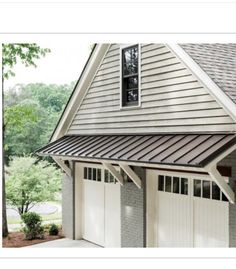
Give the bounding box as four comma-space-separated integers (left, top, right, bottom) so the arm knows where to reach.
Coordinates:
83, 180, 105, 246
157, 192, 192, 247
194, 198, 229, 247
81, 165, 121, 248
105, 183, 121, 247
154, 172, 229, 248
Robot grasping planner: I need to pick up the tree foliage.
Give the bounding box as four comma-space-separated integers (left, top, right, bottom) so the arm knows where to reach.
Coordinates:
2, 43, 51, 238
6, 156, 61, 216
2, 44, 50, 79
4, 83, 73, 160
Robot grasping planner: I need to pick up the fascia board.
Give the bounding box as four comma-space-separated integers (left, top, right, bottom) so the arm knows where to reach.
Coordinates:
51, 43, 111, 142
167, 43, 236, 123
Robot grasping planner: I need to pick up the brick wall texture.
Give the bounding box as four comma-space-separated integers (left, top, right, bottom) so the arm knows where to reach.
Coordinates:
62, 173, 74, 239
120, 167, 146, 247
218, 150, 236, 247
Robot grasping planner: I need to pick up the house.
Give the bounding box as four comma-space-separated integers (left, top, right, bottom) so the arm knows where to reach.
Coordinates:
37, 43, 236, 248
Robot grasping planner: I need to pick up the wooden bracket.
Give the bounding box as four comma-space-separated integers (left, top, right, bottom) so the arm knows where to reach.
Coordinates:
208, 166, 235, 204
102, 162, 124, 186
119, 164, 142, 189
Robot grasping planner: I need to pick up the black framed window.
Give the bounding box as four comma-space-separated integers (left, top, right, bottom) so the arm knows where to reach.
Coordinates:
193, 179, 228, 202
122, 45, 139, 107
158, 175, 188, 196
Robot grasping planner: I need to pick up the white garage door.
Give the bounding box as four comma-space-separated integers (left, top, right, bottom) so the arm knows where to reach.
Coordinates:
82, 165, 121, 247
156, 174, 229, 247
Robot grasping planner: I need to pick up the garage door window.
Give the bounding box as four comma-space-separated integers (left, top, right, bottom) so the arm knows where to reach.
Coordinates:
193, 179, 228, 202
105, 169, 117, 184
84, 167, 102, 182
158, 175, 188, 195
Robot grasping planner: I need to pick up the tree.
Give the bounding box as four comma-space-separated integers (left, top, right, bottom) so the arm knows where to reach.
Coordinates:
3, 83, 73, 159
6, 156, 61, 216
2, 44, 50, 79
2, 43, 50, 237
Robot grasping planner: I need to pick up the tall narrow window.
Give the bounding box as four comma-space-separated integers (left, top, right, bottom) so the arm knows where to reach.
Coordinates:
122, 45, 139, 107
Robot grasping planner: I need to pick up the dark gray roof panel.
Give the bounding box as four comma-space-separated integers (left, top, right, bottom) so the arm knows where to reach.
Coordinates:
36, 134, 236, 168
180, 43, 236, 104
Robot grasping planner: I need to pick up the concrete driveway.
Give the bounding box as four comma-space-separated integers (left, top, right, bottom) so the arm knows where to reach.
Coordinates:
25, 238, 102, 248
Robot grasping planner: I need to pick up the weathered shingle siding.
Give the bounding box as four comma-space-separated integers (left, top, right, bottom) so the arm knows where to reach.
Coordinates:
67, 44, 236, 135
181, 44, 236, 104
218, 150, 236, 247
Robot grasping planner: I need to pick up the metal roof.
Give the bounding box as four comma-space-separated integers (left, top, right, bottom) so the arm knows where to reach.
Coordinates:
36, 134, 236, 168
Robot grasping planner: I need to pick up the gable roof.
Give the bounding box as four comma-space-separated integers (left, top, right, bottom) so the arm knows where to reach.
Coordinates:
49, 44, 97, 141
180, 44, 236, 105
50, 43, 236, 143
50, 44, 110, 142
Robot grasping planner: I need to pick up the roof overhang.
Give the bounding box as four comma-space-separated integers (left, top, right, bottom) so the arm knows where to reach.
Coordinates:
36, 133, 236, 203
37, 134, 236, 168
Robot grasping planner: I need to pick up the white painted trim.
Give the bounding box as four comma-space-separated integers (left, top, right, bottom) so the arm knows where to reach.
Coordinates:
51, 44, 111, 141
207, 166, 235, 204
53, 157, 72, 177
102, 162, 124, 186
205, 144, 236, 170
57, 156, 206, 173
119, 164, 142, 189
146, 169, 157, 247
119, 43, 141, 110
147, 167, 229, 182
167, 44, 236, 123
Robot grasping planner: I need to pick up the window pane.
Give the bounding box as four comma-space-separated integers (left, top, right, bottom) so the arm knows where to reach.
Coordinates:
202, 180, 210, 199
92, 168, 96, 181
212, 181, 220, 200
222, 192, 228, 202
110, 173, 114, 182
105, 170, 109, 183
126, 89, 139, 103
181, 178, 188, 195
194, 179, 201, 197
84, 167, 87, 179
88, 168, 92, 180
97, 169, 101, 182
165, 176, 172, 192
124, 76, 138, 89
123, 46, 138, 75
173, 177, 179, 193
158, 175, 164, 191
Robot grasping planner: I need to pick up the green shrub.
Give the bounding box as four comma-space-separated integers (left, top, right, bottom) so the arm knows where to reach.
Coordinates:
48, 223, 59, 236
42, 224, 50, 232
21, 212, 44, 240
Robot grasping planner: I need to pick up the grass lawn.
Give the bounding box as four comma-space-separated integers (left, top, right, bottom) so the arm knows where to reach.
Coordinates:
7, 211, 62, 225
7, 201, 62, 225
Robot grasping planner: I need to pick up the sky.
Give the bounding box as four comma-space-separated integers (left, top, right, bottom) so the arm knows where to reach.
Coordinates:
4, 42, 92, 90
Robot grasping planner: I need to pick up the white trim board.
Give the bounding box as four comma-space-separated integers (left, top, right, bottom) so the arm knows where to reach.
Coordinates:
51, 44, 110, 142
167, 44, 236, 123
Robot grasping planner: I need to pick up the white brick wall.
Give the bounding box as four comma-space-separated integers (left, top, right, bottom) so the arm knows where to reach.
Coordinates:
62, 173, 74, 239
120, 182, 144, 247
218, 150, 236, 247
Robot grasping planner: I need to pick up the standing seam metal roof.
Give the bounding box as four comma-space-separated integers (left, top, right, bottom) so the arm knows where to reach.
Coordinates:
36, 134, 236, 168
